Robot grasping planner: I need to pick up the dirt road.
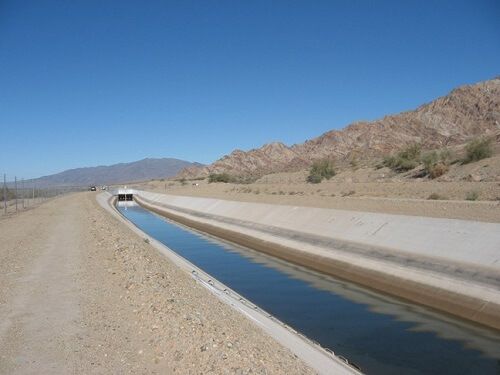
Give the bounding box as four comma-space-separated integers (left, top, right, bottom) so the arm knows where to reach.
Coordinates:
0, 193, 313, 374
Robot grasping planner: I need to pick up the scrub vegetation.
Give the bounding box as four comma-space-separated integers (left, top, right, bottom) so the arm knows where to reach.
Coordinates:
208, 173, 233, 183
463, 137, 493, 163
382, 143, 421, 172
307, 159, 336, 183
422, 149, 452, 179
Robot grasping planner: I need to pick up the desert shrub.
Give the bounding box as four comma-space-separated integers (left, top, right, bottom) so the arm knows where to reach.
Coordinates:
396, 157, 419, 171
464, 138, 493, 163
428, 163, 449, 178
208, 173, 232, 183
382, 155, 396, 169
422, 151, 439, 171
439, 148, 452, 163
399, 143, 421, 161
341, 190, 356, 197
306, 174, 323, 184
427, 193, 446, 200
422, 151, 450, 178
383, 143, 421, 172
307, 159, 336, 183
465, 190, 479, 201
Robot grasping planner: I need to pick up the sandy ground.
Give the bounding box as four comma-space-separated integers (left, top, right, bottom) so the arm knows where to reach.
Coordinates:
0, 193, 314, 374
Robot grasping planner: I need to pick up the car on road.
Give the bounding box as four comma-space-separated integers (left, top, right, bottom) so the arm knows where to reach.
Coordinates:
90, 186, 96, 191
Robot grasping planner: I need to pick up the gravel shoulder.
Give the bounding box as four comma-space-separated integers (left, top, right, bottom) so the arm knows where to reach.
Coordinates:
0, 192, 314, 374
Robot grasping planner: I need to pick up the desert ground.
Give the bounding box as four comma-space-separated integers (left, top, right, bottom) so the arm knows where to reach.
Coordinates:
0, 193, 313, 374
133, 150, 500, 223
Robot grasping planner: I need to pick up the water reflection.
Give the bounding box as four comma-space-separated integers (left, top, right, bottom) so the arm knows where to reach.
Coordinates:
220, 239, 500, 359
117, 201, 500, 374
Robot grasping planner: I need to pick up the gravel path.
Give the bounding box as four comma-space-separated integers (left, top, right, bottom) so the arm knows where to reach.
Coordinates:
0, 193, 314, 374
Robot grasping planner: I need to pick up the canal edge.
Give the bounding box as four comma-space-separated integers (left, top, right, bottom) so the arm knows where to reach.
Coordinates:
97, 192, 362, 375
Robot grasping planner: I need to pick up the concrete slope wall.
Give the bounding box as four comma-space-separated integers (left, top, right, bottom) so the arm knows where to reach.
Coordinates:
136, 191, 500, 270
134, 190, 500, 330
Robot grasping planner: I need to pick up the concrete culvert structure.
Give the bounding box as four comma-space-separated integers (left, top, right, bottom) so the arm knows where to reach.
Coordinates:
113, 188, 135, 201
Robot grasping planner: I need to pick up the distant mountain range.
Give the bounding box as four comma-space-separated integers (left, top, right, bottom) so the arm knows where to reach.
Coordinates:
27, 158, 203, 187
179, 77, 500, 178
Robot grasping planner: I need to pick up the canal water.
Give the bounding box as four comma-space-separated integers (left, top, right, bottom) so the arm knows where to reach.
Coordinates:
117, 202, 500, 375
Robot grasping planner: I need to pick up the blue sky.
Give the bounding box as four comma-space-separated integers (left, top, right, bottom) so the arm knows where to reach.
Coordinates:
1, 0, 499, 179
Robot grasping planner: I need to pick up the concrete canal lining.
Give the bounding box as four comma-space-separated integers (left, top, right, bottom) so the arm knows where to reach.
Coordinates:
133, 190, 500, 331
99, 192, 361, 375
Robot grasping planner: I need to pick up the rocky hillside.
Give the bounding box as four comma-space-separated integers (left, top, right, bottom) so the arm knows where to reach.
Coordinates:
180, 77, 500, 178
31, 158, 203, 187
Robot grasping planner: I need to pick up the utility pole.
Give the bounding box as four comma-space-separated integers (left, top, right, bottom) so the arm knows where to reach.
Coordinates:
3, 174, 6, 215
15, 176, 18, 212
22, 178, 25, 209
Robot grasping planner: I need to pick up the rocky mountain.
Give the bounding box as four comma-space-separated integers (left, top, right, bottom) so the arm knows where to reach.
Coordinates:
179, 77, 500, 178
30, 158, 203, 187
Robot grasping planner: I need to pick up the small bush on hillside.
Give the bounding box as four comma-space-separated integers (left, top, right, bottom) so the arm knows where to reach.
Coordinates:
306, 174, 323, 184
307, 159, 336, 183
208, 173, 233, 183
382, 155, 396, 169
465, 190, 479, 201
399, 143, 421, 161
439, 148, 452, 163
464, 138, 493, 163
422, 150, 450, 179
427, 193, 446, 200
341, 190, 356, 197
422, 151, 438, 170
397, 157, 419, 171
383, 143, 421, 172
428, 163, 449, 178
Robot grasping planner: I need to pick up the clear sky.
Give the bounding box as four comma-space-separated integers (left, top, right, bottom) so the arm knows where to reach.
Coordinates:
1, 0, 499, 179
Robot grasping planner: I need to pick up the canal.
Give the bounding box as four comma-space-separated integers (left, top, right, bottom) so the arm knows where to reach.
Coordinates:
117, 201, 500, 375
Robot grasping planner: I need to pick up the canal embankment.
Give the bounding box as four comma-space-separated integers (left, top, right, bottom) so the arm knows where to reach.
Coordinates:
133, 190, 500, 330
0, 192, 319, 375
